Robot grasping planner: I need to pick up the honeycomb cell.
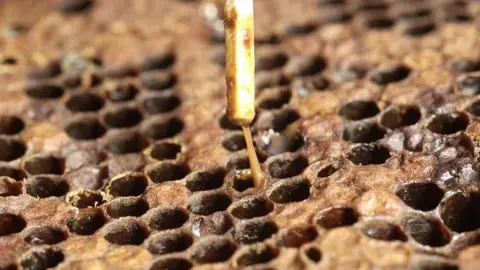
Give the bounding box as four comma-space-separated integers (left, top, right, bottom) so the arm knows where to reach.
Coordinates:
276, 225, 317, 248
229, 169, 255, 192
257, 88, 291, 110
26, 176, 69, 198
221, 132, 247, 152
283, 22, 318, 37
257, 131, 305, 157
0, 213, 26, 236
67, 208, 105, 235
102, 218, 148, 245
190, 236, 237, 264
106, 172, 148, 198
400, 20, 436, 36
0, 138, 26, 161
147, 207, 189, 231
347, 144, 391, 165
255, 51, 288, 72
150, 257, 193, 270
106, 197, 149, 218
142, 117, 184, 140
0, 115, 24, 135
401, 214, 450, 247
24, 154, 64, 175
317, 0, 345, 6
427, 112, 469, 135
107, 82, 138, 102
0, 176, 22, 196
66, 189, 105, 208
370, 64, 410, 85
363, 16, 395, 30
380, 106, 421, 129
456, 74, 480, 96
268, 154, 308, 179
21, 247, 64, 270
190, 212, 233, 237
342, 122, 386, 143
338, 100, 380, 121
142, 94, 181, 114
443, 12, 472, 23
395, 182, 443, 211
315, 207, 358, 229
141, 52, 176, 71
226, 152, 251, 171
360, 2, 388, 11
58, 0, 93, 13
304, 246, 322, 263
254, 109, 299, 132
147, 162, 189, 183
147, 230, 193, 255
140, 71, 177, 91
439, 192, 480, 233
66, 92, 104, 113
268, 178, 311, 204
187, 192, 231, 215
316, 163, 340, 178
0, 165, 26, 181
255, 71, 290, 91
396, 7, 431, 20
65, 117, 106, 140
284, 55, 326, 78
24, 227, 66, 245
236, 244, 278, 267
359, 220, 407, 241
103, 132, 148, 154
233, 218, 278, 244
185, 170, 224, 192
103, 106, 143, 128
230, 196, 274, 219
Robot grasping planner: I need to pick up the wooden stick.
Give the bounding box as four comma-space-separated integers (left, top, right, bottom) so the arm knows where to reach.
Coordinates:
224, 0, 255, 127
225, 0, 264, 190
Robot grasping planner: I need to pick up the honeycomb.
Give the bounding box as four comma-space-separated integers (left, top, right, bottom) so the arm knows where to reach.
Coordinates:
0, 0, 479, 269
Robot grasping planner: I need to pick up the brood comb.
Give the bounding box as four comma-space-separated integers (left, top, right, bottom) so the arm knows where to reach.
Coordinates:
0, 0, 479, 269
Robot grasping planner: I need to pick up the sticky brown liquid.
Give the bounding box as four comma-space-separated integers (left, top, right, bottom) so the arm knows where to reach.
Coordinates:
242, 126, 263, 188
